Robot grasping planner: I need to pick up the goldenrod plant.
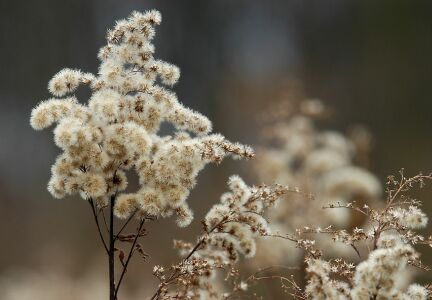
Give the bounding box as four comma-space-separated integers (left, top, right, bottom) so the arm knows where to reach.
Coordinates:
30, 10, 432, 300
30, 10, 254, 300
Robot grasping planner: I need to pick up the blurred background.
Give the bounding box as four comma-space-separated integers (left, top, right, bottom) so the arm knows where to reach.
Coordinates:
1, 0, 432, 298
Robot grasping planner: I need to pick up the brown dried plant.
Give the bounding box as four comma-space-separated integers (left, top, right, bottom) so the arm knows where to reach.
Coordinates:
28, 9, 432, 300
30, 10, 254, 300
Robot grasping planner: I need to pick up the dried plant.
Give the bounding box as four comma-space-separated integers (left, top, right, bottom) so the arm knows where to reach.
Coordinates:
252, 99, 382, 267
150, 176, 294, 299
28, 9, 432, 300
293, 171, 432, 299
30, 10, 253, 300
222, 99, 431, 299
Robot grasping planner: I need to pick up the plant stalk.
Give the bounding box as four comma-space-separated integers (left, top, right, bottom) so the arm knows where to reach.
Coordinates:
109, 194, 116, 300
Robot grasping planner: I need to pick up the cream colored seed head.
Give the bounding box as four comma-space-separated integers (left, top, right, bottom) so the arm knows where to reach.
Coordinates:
31, 10, 253, 227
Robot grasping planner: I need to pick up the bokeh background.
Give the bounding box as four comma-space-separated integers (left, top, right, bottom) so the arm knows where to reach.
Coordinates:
1, 0, 432, 298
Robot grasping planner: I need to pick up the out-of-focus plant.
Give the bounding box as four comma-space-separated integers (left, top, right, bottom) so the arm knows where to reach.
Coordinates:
252, 99, 382, 267
242, 99, 432, 299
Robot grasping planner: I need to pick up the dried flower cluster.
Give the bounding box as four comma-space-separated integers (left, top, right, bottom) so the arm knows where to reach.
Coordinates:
297, 171, 432, 299
150, 176, 292, 299
30, 10, 253, 226
28, 9, 432, 300
29, 10, 257, 300
252, 99, 382, 266
245, 100, 431, 299
305, 235, 427, 299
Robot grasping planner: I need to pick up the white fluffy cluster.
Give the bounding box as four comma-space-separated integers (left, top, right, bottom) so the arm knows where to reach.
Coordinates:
30, 10, 253, 226
389, 205, 428, 230
253, 104, 381, 264
256, 114, 381, 224
305, 234, 428, 300
199, 175, 275, 260
166, 176, 286, 299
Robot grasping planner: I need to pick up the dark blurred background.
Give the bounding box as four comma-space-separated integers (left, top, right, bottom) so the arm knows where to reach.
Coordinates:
1, 0, 432, 298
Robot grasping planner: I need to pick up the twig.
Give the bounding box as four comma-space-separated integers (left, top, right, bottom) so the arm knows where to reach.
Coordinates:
114, 209, 138, 241
149, 216, 231, 300
114, 217, 146, 299
88, 198, 109, 254
100, 207, 110, 233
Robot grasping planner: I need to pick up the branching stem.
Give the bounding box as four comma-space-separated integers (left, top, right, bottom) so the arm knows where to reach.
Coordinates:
88, 198, 109, 254
115, 218, 146, 298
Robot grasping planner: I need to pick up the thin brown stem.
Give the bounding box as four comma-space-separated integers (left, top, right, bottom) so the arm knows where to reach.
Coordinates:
114, 210, 138, 241
149, 216, 231, 300
88, 198, 109, 254
100, 207, 110, 233
386, 174, 432, 208
351, 243, 361, 258
114, 218, 146, 299
109, 194, 116, 300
